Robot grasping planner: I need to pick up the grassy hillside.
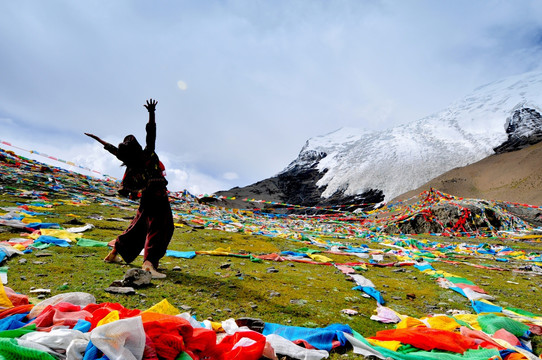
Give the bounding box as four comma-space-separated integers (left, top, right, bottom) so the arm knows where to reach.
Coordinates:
1, 146, 542, 359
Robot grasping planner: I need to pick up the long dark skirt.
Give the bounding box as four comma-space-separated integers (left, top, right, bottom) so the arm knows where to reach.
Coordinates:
114, 189, 174, 268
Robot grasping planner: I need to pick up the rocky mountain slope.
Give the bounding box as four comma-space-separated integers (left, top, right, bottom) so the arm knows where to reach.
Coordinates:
216, 71, 542, 209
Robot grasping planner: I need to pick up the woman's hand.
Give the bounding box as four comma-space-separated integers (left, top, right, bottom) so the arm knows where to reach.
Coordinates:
84, 132, 101, 141
84, 133, 107, 146
144, 98, 158, 112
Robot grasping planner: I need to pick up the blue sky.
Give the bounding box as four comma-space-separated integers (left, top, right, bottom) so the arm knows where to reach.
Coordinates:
1, 0, 542, 195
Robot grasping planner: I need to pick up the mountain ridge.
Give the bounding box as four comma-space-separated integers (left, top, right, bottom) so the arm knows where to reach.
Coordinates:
216, 71, 542, 209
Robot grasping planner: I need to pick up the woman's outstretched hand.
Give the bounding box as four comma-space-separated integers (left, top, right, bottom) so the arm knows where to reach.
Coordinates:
84, 133, 107, 145
84, 133, 99, 141
144, 98, 158, 112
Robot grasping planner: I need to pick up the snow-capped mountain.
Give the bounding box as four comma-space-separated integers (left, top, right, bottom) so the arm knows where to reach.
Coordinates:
282, 71, 542, 202
216, 71, 542, 208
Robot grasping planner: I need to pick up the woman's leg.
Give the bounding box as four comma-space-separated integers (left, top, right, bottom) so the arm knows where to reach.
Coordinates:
111, 206, 148, 264
142, 195, 174, 278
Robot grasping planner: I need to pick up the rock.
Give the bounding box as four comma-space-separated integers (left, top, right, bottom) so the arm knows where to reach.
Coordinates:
494, 107, 542, 154
290, 299, 307, 305
180, 305, 192, 311
341, 309, 359, 315
65, 218, 85, 225
406, 293, 416, 300
105, 286, 136, 295
172, 266, 182, 271
122, 268, 152, 288
269, 291, 280, 297
235, 317, 265, 332
109, 280, 124, 287
214, 160, 384, 213
267, 267, 279, 273
385, 201, 509, 234
220, 263, 231, 269
18, 258, 27, 264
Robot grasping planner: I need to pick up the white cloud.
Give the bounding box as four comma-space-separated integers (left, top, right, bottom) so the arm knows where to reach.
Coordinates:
222, 171, 239, 180
0, 118, 13, 125
166, 167, 228, 195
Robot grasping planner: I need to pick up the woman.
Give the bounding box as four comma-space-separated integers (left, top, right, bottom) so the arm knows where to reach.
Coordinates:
85, 99, 174, 279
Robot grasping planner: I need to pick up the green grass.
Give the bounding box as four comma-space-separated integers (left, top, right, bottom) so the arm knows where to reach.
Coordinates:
1, 191, 542, 358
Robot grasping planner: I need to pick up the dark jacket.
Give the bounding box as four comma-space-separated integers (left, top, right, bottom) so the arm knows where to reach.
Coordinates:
104, 122, 167, 199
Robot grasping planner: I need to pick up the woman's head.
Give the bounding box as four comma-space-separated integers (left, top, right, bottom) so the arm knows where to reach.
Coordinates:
117, 135, 143, 166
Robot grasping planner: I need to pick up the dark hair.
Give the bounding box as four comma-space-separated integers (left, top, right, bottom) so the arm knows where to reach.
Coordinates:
117, 135, 143, 167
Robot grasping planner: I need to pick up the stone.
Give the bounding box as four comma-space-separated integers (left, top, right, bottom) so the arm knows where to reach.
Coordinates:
109, 280, 124, 287
235, 317, 265, 332
105, 286, 136, 295
341, 309, 358, 315
35, 251, 53, 257
122, 268, 152, 288
65, 218, 85, 225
